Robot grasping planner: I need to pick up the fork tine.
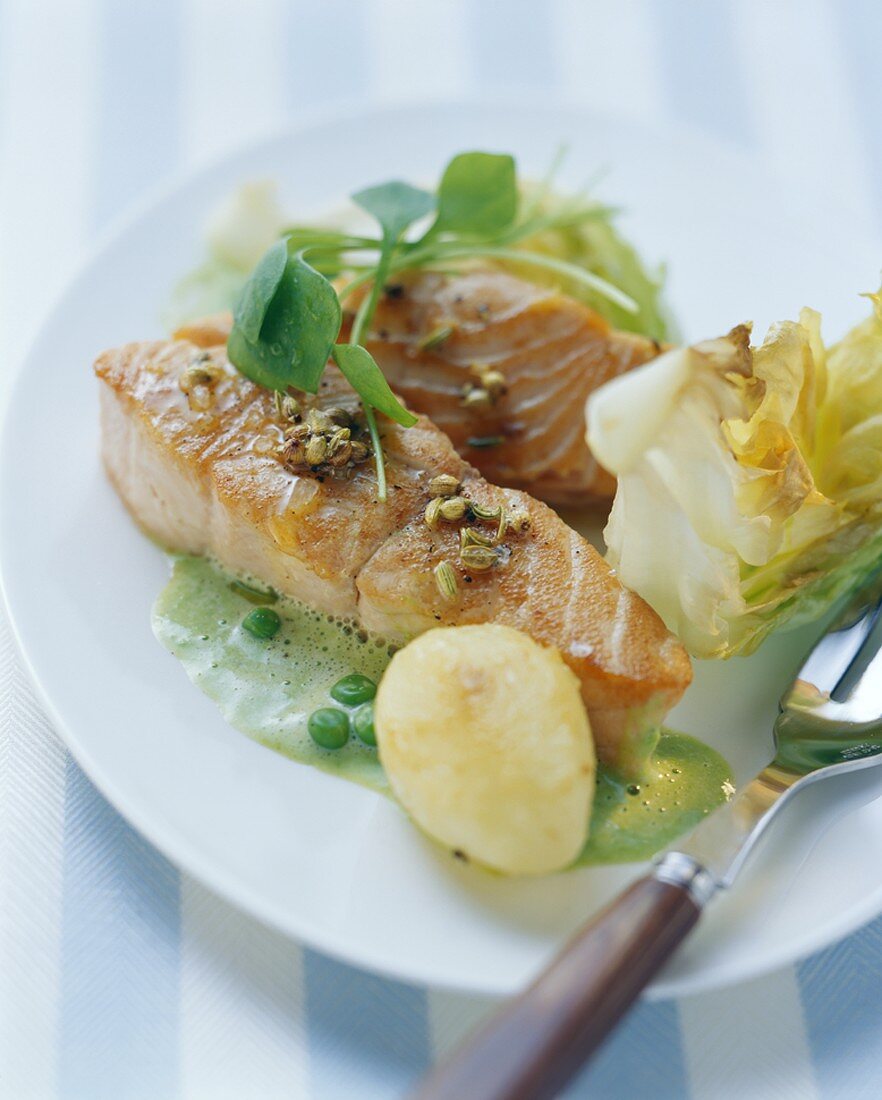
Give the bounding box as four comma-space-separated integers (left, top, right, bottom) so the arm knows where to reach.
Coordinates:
792, 571, 882, 698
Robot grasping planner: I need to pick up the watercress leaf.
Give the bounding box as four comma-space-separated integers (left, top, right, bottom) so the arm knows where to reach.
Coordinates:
332, 343, 418, 427
228, 241, 341, 393
233, 236, 288, 343
434, 152, 518, 236
352, 181, 436, 241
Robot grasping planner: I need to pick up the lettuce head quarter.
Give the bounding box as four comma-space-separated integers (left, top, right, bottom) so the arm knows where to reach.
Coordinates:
586, 293, 882, 658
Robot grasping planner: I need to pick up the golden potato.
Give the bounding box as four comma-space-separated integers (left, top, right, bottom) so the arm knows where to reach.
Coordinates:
375, 624, 595, 875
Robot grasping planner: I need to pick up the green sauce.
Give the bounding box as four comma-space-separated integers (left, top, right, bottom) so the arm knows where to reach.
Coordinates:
153, 555, 389, 791
576, 733, 732, 865
153, 555, 734, 865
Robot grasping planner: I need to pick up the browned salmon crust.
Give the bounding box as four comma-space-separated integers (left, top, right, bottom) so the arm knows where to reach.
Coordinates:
95, 317, 690, 775
361, 269, 661, 505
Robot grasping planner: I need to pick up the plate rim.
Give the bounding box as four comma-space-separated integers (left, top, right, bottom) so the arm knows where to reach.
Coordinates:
4, 96, 882, 1000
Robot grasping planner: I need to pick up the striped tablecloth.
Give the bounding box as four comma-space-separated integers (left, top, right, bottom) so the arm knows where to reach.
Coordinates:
3, 3, 882, 1097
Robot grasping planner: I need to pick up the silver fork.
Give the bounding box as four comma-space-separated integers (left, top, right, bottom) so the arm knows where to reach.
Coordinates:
415, 575, 882, 1100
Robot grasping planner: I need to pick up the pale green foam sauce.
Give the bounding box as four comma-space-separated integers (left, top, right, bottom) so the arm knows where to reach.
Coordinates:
153, 555, 390, 791
153, 555, 734, 866
576, 733, 732, 865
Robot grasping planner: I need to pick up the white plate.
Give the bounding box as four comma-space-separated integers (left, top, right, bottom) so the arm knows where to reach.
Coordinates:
4, 100, 882, 999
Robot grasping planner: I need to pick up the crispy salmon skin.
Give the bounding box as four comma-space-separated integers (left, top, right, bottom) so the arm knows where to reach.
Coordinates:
95, 317, 690, 775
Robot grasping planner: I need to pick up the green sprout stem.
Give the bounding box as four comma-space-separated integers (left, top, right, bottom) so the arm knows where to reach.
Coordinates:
363, 406, 386, 502
444, 246, 638, 313
338, 242, 637, 314
346, 237, 396, 501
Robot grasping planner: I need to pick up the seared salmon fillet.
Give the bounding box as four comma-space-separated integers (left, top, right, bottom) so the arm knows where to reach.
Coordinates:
360, 269, 662, 505
95, 317, 690, 775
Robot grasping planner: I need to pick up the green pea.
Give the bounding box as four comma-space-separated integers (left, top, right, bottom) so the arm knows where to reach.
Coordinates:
242, 607, 281, 639
330, 673, 377, 706
352, 702, 377, 746
308, 708, 350, 750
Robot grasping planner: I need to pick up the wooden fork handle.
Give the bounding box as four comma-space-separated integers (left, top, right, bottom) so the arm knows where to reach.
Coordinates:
413, 869, 706, 1100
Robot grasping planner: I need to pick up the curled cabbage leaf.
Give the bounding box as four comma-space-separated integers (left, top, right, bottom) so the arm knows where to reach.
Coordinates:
586, 295, 882, 658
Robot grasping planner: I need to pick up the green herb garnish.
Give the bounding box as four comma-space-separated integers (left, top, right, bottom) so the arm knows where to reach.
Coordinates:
466, 435, 505, 449
229, 579, 278, 605
227, 151, 638, 501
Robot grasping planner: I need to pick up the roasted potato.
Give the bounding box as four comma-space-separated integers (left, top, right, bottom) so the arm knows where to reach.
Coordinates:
375, 624, 595, 875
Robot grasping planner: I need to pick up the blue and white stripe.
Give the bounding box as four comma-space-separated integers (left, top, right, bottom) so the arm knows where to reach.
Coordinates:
3, 2, 882, 1097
